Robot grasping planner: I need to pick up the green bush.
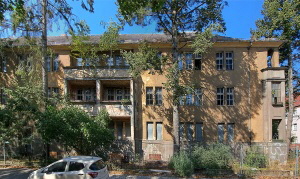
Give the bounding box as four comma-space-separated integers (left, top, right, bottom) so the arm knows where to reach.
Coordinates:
169, 151, 194, 177
191, 143, 233, 169
244, 147, 267, 168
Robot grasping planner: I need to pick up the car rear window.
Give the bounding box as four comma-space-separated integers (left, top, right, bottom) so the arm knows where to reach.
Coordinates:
68, 161, 85, 171
89, 160, 106, 170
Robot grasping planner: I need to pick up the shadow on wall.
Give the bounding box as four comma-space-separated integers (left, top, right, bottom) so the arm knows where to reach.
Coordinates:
137, 47, 262, 149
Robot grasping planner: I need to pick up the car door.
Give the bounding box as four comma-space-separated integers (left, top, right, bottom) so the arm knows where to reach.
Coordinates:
62, 161, 86, 179
41, 161, 67, 179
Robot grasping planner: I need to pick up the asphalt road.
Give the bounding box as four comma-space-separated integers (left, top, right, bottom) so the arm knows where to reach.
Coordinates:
0, 168, 182, 179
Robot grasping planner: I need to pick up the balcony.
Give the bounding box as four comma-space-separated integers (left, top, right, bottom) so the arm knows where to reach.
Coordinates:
64, 66, 131, 79
67, 79, 132, 117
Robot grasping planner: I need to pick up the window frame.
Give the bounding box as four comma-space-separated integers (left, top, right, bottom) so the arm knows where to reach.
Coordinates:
225, 52, 234, 70
217, 87, 225, 106
146, 87, 154, 105
216, 51, 234, 70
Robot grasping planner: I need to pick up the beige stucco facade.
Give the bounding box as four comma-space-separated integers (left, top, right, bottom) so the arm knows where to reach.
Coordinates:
0, 35, 286, 161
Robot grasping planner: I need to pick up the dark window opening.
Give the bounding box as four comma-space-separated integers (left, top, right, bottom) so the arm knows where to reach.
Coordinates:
267, 49, 274, 67
272, 119, 281, 140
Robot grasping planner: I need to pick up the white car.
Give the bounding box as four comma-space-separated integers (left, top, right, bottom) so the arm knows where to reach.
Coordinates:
28, 156, 109, 179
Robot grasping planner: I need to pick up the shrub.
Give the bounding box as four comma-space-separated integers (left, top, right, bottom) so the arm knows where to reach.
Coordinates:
192, 143, 233, 169
169, 151, 194, 177
244, 147, 267, 168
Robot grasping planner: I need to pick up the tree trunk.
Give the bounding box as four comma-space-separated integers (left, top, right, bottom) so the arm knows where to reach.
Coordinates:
286, 54, 294, 152
171, 7, 180, 153
42, 0, 48, 98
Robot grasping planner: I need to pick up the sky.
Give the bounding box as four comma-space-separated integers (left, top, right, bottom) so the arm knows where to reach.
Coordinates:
49, 0, 265, 40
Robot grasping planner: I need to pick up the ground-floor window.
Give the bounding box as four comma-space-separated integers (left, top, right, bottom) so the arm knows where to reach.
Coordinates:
179, 122, 203, 142
112, 121, 131, 140
147, 122, 163, 140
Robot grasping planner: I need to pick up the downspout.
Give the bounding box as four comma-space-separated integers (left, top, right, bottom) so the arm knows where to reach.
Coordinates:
247, 40, 253, 146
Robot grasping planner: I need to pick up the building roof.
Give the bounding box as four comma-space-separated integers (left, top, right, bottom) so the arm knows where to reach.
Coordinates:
5, 33, 284, 47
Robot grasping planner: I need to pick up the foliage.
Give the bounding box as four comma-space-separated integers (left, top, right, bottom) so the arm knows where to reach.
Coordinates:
169, 151, 194, 177
0, 0, 25, 23
37, 106, 114, 155
191, 143, 233, 169
244, 147, 267, 168
117, 0, 227, 147
0, 84, 43, 146
121, 43, 166, 77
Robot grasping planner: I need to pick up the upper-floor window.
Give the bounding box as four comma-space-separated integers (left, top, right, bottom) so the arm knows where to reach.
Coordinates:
178, 53, 202, 71
0, 88, 6, 104
217, 87, 234, 106
146, 87, 163, 105
47, 55, 59, 72
1, 56, 7, 73
104, 87, 130, 101
272, 82, 282, 105
179, 88, 203, 106
75, 88, 96, 101
216, 52, 234, 70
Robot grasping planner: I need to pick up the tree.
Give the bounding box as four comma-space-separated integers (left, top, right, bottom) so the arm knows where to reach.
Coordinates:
8, 0, 94, 98
252, 0, 300, 148
117, 0, 226, 151
37, 106, 114, 157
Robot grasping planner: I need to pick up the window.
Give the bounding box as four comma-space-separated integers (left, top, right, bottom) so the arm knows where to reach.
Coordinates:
107, 88, 114, 101
47, 161, 67, 173
115, 55, 123, 66
179, 122, 184, 141
146, 87, 163, 105
272, 119, 281, 140
77, 89, 83, 100
116, 89, 123, 100
68, 162, 85, 171
48, 87, 60, 97
216, 52, 234, 70
227, 123, 234, 142
194, 88, 202, 106
146, 87, 153, 105
77, 58, 83, 66
0, 88, 6, 104
226, 88, 234, 105
106, 57, 114, 66
53, 56, 59, 71
216, 52, 223, 70
75, 88, 96, 101
225, 52, 234, 70
186, 94, 193, 105
178, 54, 183, 70
104, 88, 130, 101
217, 88, 224, 105
187, 123, 194, 141
217, 87, 234, 106
124, 88, 130, 100
89, 160, 106, 170
117, 121, 123, 140
155, 87, 162, 105
185, 53, 193, 70
194, 54, 201, 70
272, 82, 282, 105
180, 88, 203, 106
156, 122, 163, 140
293, 123, 297, 131
147, 122, 153, 140
46, 57, 51, 72
114, 121, 131, 140
218, 123, 224, 143
196, 123, 203, 142
1, 57, 7, 73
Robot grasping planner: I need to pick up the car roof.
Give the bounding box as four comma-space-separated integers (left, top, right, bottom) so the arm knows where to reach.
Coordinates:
62, 156, 102, 163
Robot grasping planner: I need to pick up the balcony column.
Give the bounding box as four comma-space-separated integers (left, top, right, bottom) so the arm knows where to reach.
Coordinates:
96, 80, 101, 104
64, 79, 68, 97
130, 79, 135, 141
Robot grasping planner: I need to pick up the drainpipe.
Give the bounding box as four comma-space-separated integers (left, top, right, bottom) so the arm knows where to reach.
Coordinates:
247, 40, 253, 146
